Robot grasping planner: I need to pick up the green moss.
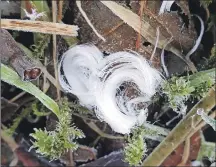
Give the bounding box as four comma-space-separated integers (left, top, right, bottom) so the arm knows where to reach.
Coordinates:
30, 97, 85, 160
162, 68, 215, 113
124, 127, 147, 166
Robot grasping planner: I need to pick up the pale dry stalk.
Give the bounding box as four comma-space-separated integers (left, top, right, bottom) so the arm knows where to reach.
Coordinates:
52, 1, 61, 100
1, 19, 78, 36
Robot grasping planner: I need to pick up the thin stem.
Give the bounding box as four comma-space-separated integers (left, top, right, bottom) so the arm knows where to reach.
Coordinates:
76, 0, 105, 41
1, 128, 19, 151
68, 149, 75, 167
187, 110, 216, 139
142, 86, 215, 166
177, 110, 216, 166
58, 0, 64, 22
135, 0, 146, 50
43, 57, 48, 92
9, 92, 26, 103
83, 120, 124, 140
91, 124, 107, 147
177, 137, 190, 166
52, 1, 61, 101
150, 27, 160, 62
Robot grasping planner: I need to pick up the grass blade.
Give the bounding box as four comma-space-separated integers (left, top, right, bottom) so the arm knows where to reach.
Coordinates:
1, 64, 60, 117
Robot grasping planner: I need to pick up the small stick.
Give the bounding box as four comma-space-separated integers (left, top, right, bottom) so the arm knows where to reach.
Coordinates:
58, 0, 64, 22
1, 128, 19, 151
142, 86, 215, 166
177, 111, 216, 166
161, 37, 173, 78
43, 57, 48, 92
9, 92, 26, 103
91, 124, 107, 147
1, 19, 79, 36
150, 27, 160, 62
187, 111, 216, 139
52, 1, 61, 100
68, 149, 75, 167
177, 137, 190, 166
135, 0, 146, 50
0, 29, 42, 81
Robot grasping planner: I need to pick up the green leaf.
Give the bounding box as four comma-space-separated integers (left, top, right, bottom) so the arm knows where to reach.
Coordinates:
1, 64, 60, 117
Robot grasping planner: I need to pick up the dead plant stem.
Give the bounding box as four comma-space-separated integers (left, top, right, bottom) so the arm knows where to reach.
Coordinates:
52, 1, 61, 101
1, 128, 19, 151
58, 0, 64, 22
9, 92, 26, 103
83, 120, 124, 140
177, 111, 216, 166
142, 86, 215, 166
1, 19, 78, 36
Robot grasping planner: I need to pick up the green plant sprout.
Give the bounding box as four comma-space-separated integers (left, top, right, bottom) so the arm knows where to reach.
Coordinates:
162, 68, 215, 114
163, 76, 194, 112
124, 126, 147, 166
30, 97, 85, 160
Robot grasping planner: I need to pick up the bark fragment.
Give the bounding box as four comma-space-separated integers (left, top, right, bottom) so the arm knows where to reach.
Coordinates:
0, 28, 42, 81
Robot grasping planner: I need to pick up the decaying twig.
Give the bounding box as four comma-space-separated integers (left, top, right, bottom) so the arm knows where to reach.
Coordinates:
0, 28, 42, 81
1, 19, 79, 36
142, 86, 215, 166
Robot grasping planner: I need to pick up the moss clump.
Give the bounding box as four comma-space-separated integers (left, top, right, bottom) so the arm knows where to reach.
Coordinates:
30, 97, 85, 160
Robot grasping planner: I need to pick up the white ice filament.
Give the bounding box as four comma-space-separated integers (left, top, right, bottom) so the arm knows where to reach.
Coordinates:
59, 45, 162, 134
159, 1, 175, 15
